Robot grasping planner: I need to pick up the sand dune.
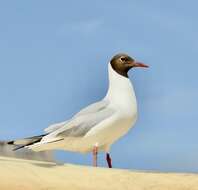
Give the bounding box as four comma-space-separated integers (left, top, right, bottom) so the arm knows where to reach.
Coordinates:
0, 156, 198, 190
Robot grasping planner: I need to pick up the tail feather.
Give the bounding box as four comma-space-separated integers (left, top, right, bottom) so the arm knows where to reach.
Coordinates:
8, 134, 47, 151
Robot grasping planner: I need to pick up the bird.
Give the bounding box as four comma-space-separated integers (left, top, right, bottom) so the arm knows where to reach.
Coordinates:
8, 53, 149, 168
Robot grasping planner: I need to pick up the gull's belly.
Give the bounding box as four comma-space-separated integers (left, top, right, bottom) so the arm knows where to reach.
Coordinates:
82, 113, 137, 151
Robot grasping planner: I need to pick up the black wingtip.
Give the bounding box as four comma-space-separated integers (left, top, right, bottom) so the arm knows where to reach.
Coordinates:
12, 145, 25, 151
7, 141, 14, 145
7, 134, 48, 151
7, 141, 25, 151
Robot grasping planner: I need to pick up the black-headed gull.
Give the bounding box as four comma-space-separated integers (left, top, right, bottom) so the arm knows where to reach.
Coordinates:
8, 53, 149, 168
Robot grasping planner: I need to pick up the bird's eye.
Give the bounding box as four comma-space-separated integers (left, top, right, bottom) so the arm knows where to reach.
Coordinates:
121, 57, 127, 61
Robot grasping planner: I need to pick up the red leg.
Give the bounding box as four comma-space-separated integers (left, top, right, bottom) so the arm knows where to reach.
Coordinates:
106, 153, 112, 168
93, 146, 98, 167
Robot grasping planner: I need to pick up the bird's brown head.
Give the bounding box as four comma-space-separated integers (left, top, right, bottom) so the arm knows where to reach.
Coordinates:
110, 53, 149, 78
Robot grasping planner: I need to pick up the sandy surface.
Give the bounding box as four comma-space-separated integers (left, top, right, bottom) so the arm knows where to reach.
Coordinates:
0, 156, 198, 190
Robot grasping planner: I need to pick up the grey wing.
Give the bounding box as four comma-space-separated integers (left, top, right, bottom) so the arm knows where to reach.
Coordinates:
74, 100, 109, 117
46, 100, 114, 138
44, 120, 70, 133
44, 100, 109, 134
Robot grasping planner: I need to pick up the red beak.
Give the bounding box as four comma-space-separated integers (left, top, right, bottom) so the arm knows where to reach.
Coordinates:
133, 61, 149, 68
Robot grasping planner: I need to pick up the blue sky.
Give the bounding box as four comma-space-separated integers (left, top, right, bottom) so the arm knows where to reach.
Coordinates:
0, 0, 198, 172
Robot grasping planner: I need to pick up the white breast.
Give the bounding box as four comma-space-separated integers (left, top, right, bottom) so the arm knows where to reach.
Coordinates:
85, 63, 138, 151
105, 63, 137, 118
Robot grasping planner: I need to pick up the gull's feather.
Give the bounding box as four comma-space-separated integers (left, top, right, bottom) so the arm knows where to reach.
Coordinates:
44, 100, 109, 134
43, 100, 114, 139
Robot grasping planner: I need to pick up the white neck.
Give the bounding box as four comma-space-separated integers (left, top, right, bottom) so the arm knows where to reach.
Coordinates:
104, 63, 137, 111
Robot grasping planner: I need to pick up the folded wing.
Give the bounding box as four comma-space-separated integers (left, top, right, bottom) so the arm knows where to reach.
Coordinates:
43, 100, 115, 140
